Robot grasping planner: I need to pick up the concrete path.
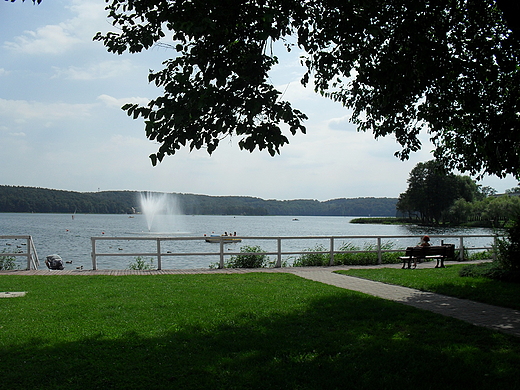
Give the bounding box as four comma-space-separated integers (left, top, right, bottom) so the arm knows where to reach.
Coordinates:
2, 261, 520, 337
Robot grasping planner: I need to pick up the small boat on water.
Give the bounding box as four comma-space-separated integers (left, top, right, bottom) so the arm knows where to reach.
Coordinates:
204, 234, 242, 243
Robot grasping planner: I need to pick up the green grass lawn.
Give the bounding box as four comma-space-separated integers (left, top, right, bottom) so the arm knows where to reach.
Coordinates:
1, 273, 520, 390
337, 264, 520, 311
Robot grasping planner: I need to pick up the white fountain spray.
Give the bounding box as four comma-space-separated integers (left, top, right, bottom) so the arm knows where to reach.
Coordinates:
139, 192, 182, 233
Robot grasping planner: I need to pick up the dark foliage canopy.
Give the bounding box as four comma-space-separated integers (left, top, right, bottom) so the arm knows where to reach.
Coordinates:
93, 0, 520, 178
16, 1, 520, 178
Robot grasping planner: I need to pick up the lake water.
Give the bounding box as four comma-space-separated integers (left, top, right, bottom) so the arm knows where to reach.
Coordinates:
0, 213, 496, 270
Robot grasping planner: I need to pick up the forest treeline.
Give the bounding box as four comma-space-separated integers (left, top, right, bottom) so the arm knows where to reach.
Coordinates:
0, 186, 397, 216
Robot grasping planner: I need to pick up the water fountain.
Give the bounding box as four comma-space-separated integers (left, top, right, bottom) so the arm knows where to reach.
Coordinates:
139, 192, 182, 233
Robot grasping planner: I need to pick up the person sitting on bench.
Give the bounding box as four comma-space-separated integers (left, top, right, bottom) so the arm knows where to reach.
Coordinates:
414, 235, 430, 267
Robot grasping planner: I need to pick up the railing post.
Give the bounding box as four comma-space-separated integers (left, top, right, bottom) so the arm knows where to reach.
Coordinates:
377, 237, 382, 265
329, 237, 335, 266
26, 236, 31, 270
219, 238, 225, 269
157, 238, 162, 270
459, 236, 464, 261
276, 238, 282, 268
91, 237, 97, 270
29, 236, 39, 269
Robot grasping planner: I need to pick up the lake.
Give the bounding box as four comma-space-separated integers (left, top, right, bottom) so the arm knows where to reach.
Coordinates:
0, 213, 496, 270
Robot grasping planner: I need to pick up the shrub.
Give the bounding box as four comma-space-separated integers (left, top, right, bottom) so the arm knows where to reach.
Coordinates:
466, 250, 494, 261
128, 256, 155, 270
495, 217, 520, 272
334, 242, 374, 265
223, 245, 269, 268
0, 248, 17, 270
334, 242, 403, 266
455, 248, 493, 262
291, 244, 330, 267
460, 227, 520, 282
458, 262, 520, 282
291, 242, 403, 267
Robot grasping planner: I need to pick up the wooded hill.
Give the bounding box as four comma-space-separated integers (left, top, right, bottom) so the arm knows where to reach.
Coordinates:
0, 186, 397, 216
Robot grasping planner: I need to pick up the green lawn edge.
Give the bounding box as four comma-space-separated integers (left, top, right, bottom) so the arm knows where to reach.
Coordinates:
336, 264, 520, 310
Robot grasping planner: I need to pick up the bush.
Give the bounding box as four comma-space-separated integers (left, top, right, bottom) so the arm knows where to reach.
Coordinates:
486, 213, 520, 281
0, 249, 17, 270
291, 242, 403, 267
223, 245, 269, 268
495, 229, 520, 273
466, 250, 494, 261
128, 256, 155, 270
459, 262, 520, 283
291, 244, 330, 267
334, 242, 403, 266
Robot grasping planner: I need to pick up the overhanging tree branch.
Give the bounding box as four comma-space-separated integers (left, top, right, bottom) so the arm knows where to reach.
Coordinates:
38, 0, 520, 178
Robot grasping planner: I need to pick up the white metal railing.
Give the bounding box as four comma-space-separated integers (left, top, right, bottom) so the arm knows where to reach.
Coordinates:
0, 235, 40, 270
90, 234, 497, 270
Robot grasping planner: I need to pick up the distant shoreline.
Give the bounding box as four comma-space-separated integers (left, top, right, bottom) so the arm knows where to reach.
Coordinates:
0, 186, 398, 217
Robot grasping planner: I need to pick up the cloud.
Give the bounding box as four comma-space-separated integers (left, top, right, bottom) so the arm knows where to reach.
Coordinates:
52, 59, 135, 80
327, 115, 353, 131
4, 24, 82, 55
0, 98, 95, 122
67, 0, 107, 23
0, 68, 8, 76
3, 0, 106, 55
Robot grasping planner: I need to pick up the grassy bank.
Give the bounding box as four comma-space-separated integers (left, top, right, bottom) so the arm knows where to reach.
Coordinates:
349, 217, 497, 228
350, 217, 413, 225
1, 273, 520, 389
337, 264, 520, 310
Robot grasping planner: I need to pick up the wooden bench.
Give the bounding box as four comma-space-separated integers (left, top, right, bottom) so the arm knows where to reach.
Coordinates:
399, 244, 455, 269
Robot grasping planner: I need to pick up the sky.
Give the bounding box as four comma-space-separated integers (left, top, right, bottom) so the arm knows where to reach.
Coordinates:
1, 0, 518, 201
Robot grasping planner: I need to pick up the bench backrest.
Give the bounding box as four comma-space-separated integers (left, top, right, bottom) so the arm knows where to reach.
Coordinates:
404, 244, 455, 258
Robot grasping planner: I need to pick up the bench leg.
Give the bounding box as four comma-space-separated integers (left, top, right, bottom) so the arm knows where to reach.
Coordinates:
401, 258, 414, 269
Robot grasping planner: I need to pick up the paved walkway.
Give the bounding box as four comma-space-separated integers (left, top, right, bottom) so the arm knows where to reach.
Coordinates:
2, 261, 520, 337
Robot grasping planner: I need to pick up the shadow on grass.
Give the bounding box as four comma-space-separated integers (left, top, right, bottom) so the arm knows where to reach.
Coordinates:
399, 290, 520, 337
2, 292, 520, 390
414, 278, 520, 311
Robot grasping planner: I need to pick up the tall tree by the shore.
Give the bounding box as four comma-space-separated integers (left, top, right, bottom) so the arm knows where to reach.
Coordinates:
396, 161, 482, 225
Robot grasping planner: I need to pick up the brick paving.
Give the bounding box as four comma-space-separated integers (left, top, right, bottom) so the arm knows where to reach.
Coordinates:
2, 261, 520, 337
